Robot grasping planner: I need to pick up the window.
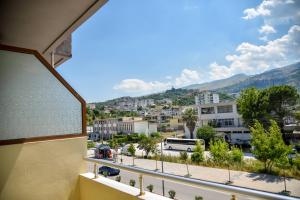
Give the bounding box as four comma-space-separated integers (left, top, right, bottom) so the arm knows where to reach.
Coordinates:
211, 118, 235, 127
217, 105, 233, 113
201, 107, 215, 114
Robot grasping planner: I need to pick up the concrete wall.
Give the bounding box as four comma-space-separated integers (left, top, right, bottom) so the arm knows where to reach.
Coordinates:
0, 137, 86, 200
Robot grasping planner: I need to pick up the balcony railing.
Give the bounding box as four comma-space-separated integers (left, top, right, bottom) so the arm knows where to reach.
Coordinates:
84, 157, 298, 200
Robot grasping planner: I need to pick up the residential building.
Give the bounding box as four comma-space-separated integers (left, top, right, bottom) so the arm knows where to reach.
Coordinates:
194, 97, 250, 144
135, 99, 155, 108
195, 91, 220, 105
93, 117, 157, 139
87, 103, 96, 110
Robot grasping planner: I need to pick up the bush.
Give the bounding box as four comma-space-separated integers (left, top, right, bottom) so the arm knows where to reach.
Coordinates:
146, 184, 154, 192
87, 140, 95, 149
195, 196, 203, 200
209, 139, 229, 164
230, 146, 244, 163
168, 190, 176, 199
191, 141, 205, 164
293, 156, 300, 170
102, 171, 108, 177
115, 176, 121, 182
191, 152, 204, 164
129, 179, 136, 187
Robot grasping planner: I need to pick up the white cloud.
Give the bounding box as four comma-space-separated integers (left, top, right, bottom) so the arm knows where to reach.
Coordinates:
242, 0, 300, 25
209, 25, 300, 79
175, 69, 201, 87
113, 79, 171, 93
259, 24, 276, 34
114, 68, 202, 94
209, 62, 233, 80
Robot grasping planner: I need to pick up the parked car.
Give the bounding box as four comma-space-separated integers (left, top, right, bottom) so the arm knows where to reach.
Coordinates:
95, 144, 112, 159
98, 166, 120, 176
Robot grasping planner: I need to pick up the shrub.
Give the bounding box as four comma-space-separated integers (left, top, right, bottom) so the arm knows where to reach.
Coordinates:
102, 171, 108, 177
209, 139, 229, 164
87, 140, 95, 149
293, 156, 300, 170
195, 196, 203, 200
191, 152, 204, 164
129, 179, 136, 187
146, 184, 154, 192
230, 146, 244, 163
115, 176, 121, 182
168, 190, 176, 199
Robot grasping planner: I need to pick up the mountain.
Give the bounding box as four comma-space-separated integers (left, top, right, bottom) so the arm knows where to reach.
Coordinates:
183, 73, 249, 90
95, 62, 300, 107
216, 62, 300, 93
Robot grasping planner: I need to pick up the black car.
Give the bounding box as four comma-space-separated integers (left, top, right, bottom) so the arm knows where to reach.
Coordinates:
98, 166, 120, 176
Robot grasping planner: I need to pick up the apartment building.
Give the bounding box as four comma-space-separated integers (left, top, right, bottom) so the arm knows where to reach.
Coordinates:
195, 91, 220, 105
195, 93, 250, 144
93, 117, 157, 140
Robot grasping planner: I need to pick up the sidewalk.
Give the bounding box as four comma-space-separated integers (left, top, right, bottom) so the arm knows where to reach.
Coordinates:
118, 155, 300, 197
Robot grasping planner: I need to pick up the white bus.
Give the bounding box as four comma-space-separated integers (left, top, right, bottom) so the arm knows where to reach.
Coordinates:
164, 138, 205, 152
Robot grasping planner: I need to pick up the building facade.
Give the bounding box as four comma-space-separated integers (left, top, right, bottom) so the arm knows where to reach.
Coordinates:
93, 117, 157, 140
195, 93, 250, 144
195, 91, 220, 105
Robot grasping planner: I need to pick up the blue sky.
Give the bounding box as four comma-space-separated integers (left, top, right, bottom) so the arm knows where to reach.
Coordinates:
57, 0, 300, 102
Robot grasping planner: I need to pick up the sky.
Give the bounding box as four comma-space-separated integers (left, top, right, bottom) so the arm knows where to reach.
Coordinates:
57, 0, 300, 103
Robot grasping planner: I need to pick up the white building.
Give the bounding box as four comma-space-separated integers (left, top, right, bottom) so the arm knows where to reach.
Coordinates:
195, 91, 220, 105
93, 117, 157, 139
194, 93, 250, 144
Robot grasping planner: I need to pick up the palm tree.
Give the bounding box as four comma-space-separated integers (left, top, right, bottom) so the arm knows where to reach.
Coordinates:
182, 108, 197, 139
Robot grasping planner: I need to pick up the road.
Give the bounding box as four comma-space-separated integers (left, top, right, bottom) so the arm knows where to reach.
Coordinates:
107, 170, 252, 200
87, 162, 252, 200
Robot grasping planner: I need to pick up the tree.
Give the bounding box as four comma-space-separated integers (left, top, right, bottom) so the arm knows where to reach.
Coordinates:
276, 156, 291, 195
137, 136, 157, 158
191, 141, 204, 164
180, 151, 190, 177
266, 85, 299, 130
237, 86, 299, 130
226, 146, 243, 184
183, 108, 197, 139
196, 126, 216, 149
109, 139, 119, 162
250, 120, 291, 173
237, 87, 269, 127
229, 146, 243, 163
209, 139, 229, 164
152, 147, 160, 171
128, 143, 136, 166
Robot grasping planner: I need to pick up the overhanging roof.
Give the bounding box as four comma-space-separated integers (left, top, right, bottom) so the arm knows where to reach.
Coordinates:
0, 0, 107, 67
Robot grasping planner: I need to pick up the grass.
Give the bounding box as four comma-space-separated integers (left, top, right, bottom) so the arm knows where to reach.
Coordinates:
144, 154, 300, 179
